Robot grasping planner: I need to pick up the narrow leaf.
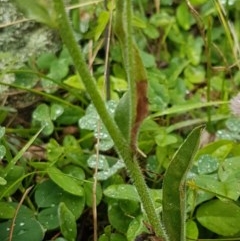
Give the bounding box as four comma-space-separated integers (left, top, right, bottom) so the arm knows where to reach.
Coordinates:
162, 126, 203, 241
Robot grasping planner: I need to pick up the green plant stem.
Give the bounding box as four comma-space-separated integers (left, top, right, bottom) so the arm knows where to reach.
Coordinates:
53, 1, 167, 239
206, 17, 213, 129
114, 0, 136, 142
124, 0, 136, 141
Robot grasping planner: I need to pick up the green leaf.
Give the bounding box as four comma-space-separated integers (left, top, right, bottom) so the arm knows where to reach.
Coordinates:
49, 59, 69, 80
79, 101, 117, 151
83, 178, 102, 207
127, 216, 147, 241
140, 50, 156, 68
0, 126, 5, 138
99, 233, 127, 241
150, 12, 174, 27
0, 202, 16, 219
185, 36, 203, 66
189, 0, 208, 6
197, 154, 219, 174
46, 138, 64, 162
38, 206, 59, 230
162, 126, 203, 241
0, 204, 45, 241
196, 139, 233, 160
186, 220, 198, 241
0, 176, 7, 185
47, 166, 84, 196
96, 160, 125, 181
61, 165, 85, 183
32, 104, 54, 135
36, 53, 57, 70
184, 65, 205, 84
0, 166, 25, 197
94, 11, 110, 41
104, 184, 139, 202
196, 199, 240, 236
2, 127, 43, 180
167, 58, 189, 87
63, 74, 85, 90
87, 154, 109, 170
0, 145, 6, 159
226, 117, 240, 133
155, 133, 178, 147
176, 2, 194, 30
41, 76, 58, 94
151, 101, 228, 118
114, 92, 130, 141
35, 180, 85, 218
58, 202, 77, 241
50, 104, 64, 120
13, 0, 58, 28
218, 156, 240, 182
194, 174, 240, 200
120, 199, 140, 216
108, 202, 132, 233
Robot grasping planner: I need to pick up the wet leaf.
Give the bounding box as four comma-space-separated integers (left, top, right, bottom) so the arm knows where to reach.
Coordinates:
38, 206, 59, 230
79, 101, 117, 151
87, 154, 109, 170
104, 184, 139, 202
35, 180, 85, 218
32, 104, 54, 135
96, 160, 125, 181
0, 145, 6, 159
0, 204, 45, 241
50, 104, 64, 120
58, 202, 77, 241
226, 117, 240, 133
194, 174, 240, 200
197, 154, 219, 174
32, 104, 49, 122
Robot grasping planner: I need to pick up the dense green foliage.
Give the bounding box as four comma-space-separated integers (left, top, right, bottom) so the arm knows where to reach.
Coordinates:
1, 0, 240, 241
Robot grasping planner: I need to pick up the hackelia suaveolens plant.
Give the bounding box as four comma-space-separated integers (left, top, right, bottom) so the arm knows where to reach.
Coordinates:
230, 93, 240, 116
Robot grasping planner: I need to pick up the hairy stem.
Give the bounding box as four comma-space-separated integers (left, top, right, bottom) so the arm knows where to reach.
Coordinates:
53, 1, 167, 239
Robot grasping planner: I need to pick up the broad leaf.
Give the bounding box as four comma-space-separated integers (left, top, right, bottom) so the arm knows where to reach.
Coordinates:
197, 199, 240, 236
